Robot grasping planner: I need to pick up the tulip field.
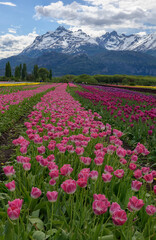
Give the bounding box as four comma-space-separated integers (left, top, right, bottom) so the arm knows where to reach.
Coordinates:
0, 83, 156, 240
75, 85, 156, 161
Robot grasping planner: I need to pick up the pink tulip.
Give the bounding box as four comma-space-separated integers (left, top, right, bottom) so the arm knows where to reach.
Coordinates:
131, 180, 142, 192
48, 162, 58, 171
49, 179, 56, 186
143, 173, 153, 183
110, 202, 121, 215
49, 170, 59, 180
131, 155, 138, 162
129, 163, 137, 170
116, 147, 127, 158
93, 194, 110, 207
128, 196, 144, 211
66, 145, 75, 153
80, 157, 91, 165
23, 163, 31, 171
5, 180, 15, 192
48, 143, 55, 151
104, 165, 114, 173
58, 145, 66, 153
60, 164, 73, 177
75, 147, 84, 155
107, 145, 116, 154
78, 168, 90, 180
94, 157, 104, 166
46, 191, 58, 202
134, 143, 145, 155
95, 143, 103, 150
114, 169, 124, 179
127, 150, 132, 155
112, 210, 127, 225
151, 170, 156, 178
77, 178, 87, 188
91, 133, 99, 138
61, 179, 77, 194
17, 155, 25, 164
47, 154, 55, 162
134, 169, 142, 179
102, 173, 113, 182
31, 187, 42, 199
128, 202, 134, 212
7, 207, 20, 220
94, 150, 105, 158
90, 170, 98, 180
120, 158, 127, 165
36, 155, 43, 162
113, 129, 123, 138
3, 166, 15, 177
8, 199, 23, 209
148, 130, 153, 135
146, 205, 156, 215
20, 146, 27, 154
39, 158, 48, 167
92, 200, 108, 215
154, 185, 156, 194
37, 146, 45, 154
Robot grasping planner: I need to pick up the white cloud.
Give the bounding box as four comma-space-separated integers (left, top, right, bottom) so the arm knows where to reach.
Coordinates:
0, 31, 38, 59
34, 0, 156, 36
0, 2, 16, 7
8, 28, 16, 34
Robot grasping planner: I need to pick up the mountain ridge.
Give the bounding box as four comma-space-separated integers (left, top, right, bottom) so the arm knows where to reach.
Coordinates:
1, 27, 156, 76
21, 27, 156, 57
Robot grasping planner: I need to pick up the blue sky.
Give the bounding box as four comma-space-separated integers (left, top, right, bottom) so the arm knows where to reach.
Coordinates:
0, 0, 156, 59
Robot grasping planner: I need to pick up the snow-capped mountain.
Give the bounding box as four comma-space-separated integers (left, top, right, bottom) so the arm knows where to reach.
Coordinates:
22, 26, 99, 56
96, 31, 156, 52
21, 26, 156, 57
1, 27, 156, 76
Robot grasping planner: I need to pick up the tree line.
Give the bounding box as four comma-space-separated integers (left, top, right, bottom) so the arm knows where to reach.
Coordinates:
4, 62, 52, 82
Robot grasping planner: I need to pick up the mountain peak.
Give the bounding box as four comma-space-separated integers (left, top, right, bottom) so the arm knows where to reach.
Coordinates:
56, 26, 67, 32
110, 31, 118, 36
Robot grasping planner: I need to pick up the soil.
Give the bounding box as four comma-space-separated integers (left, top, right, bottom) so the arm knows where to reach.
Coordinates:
0, 115, 27, 181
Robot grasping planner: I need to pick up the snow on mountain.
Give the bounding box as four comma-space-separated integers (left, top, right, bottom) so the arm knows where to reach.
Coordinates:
97, 31, 156, 51
22, 26, 98, 55
22, 26, 156, 57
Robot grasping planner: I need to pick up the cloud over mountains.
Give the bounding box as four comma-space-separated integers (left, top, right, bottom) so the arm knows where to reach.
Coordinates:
34, 0, 156, 36
0, 31, 38, 59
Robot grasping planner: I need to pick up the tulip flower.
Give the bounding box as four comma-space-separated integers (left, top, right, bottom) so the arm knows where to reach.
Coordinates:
31, 187, 42, 199
3, 166, 15, 177
146, 205, 156, 216
46, 191, 58, 202
128, 196, 144, 211
61, 179, 77, 194
112, 210, 127, 225
5, 180, 15, 192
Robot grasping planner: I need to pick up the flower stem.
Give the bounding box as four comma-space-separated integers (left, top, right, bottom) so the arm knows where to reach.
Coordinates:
50, 203, 54, 231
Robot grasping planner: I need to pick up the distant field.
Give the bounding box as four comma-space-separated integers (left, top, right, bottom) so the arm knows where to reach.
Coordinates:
0, 82, 41, 87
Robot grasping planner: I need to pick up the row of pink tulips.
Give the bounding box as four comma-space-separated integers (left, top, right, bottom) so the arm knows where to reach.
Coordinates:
1, 83, 156, 239
0, 84, 59, 114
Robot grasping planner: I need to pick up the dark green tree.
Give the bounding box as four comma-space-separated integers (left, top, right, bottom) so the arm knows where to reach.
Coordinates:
5, 62, 12, 77
22, 63, 27, 80
49, 69, 52, 80
38, 68, 49, 81
33, 65, 39, 80
14, 66, 21, 79
19, 63, 22, 78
